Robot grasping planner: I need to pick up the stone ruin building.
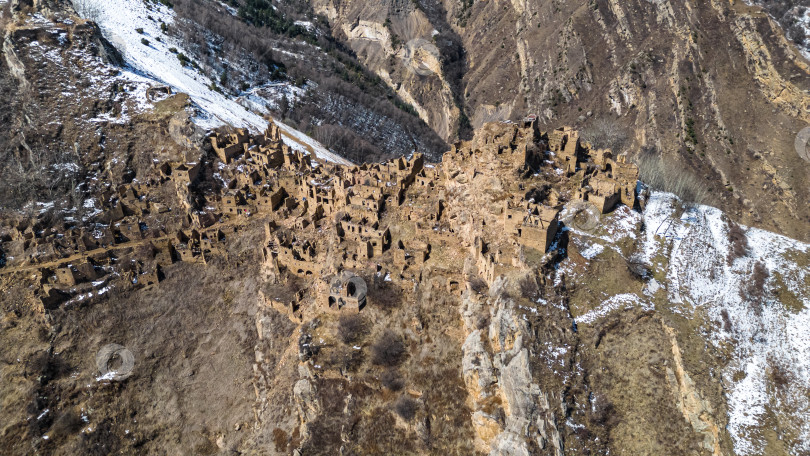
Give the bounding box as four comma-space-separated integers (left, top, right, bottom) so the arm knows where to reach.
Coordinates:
548, 126, 639, 213
327, 271, 368, 313
0, 118, 640, 315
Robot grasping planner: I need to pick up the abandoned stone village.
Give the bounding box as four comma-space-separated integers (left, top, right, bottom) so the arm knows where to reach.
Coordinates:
0, 119, 639, 321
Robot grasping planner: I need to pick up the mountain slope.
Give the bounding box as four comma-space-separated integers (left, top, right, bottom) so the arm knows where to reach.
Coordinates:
0, 120, 808, 455
309, 0, 810, 240
75, 0, 352, 164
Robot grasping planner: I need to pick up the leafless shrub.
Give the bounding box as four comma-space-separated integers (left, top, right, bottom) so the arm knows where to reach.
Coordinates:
727, 220, 749, 264
337, 314, 365, 344
748, 261, 769, 298
49, 411, 83, 441
26, 351, 69, 384
72, 0, 102, 21
77, 420, 120, 455
475, 313, 490, 330
626, 254, 651, 279
381, 369, 404, 391
468, 276, 488, 295
326, 345, 364, 372
393, 396, 418, 421
750, 299, 764, 317
366, 274, 403, 310
720, 309, 733, 333
371, 330, 406, 367
588, 393, 618, 430
768, 357, 794, 392
636, 149, 710, 205
272, 428, 289, 453
518, 275, 539, 300
583, 118, 628, 153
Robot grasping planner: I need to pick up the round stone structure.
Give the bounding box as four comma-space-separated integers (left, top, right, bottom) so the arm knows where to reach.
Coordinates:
327, 271, 367, 312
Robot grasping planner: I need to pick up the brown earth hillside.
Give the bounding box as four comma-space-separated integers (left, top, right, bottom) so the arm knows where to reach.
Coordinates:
309, 0, 810, 240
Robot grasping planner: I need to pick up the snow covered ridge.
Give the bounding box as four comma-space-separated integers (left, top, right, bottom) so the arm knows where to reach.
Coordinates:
73, 0, 351, 165
642, 193, 810, 455
567, 192, 810, 455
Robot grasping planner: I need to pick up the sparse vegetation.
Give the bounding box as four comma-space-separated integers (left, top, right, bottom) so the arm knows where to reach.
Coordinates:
727, 220, 749, 264
684, 117, 697, 145
371, 330, 406, 367
469, 276, 488, 295
337, 314, 365, 344
237, 0, 313, 40
588, 393, 618, 430
176, 52, 189, 66
768, 357, 794, 391
365, 274, 403, 310
72, 0, 102, 21
393, 396, 418, 421
381, 369, 404, 391
636, 149, 710, 205
720, 309, 733, 332
519, 274, 540, 300
49, 411, 83, 441
583, 118, 628, 152
747, 261, 769, 300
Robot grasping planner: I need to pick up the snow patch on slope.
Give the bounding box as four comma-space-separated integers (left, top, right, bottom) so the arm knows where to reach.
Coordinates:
642, 192, 810, 455
564, 191, 810, 453
74, 0, 350, 165
576, 293, 649, 325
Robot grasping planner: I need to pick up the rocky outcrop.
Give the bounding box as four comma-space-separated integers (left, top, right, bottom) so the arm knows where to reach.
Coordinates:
2, 34, 30, 93
311, 0, 462, 141
312, 0, 810, 240
293, 378, 320, 427
663, 323, 722, 456
460, 278, 564, 456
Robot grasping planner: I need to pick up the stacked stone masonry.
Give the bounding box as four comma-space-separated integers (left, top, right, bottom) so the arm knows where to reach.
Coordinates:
0, 120, 638, 315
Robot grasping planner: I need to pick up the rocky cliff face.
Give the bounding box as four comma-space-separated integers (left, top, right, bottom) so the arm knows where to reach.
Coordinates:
1, 106, 809, 455
1, 1, 809, 455
310, 0, 810, 240
0, 0, 200, 215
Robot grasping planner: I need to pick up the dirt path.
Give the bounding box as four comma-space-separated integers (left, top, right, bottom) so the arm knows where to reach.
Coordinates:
0, 217, 251, 275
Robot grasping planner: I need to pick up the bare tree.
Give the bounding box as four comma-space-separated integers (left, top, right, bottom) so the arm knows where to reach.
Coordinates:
393, 395, 418, 421
371, 330, 406, 367
72, 0, 102, 22
583, 118, 628, 153
337, 314, 365, 344
636, 149, 710, 206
